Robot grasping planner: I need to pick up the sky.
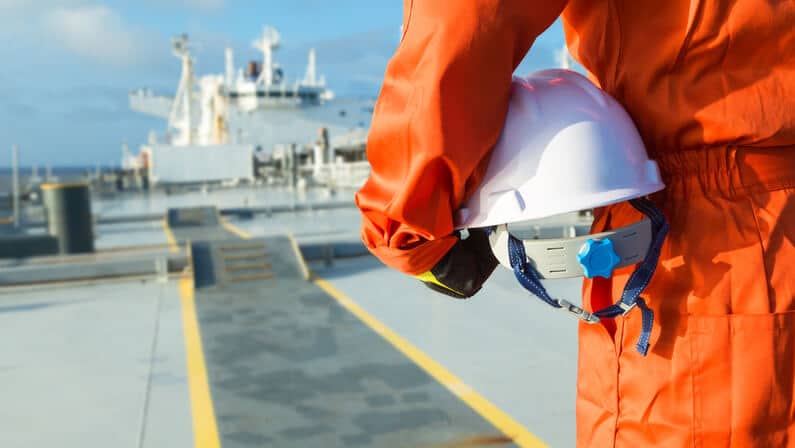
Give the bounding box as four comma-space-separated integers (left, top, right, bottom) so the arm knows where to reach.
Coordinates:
0, 1, 569, 167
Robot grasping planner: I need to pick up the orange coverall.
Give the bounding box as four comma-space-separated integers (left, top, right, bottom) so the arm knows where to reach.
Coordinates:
355, 1, 795, 446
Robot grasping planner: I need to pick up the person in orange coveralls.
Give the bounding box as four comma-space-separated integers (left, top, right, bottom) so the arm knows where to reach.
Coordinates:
355, 1, 795, 446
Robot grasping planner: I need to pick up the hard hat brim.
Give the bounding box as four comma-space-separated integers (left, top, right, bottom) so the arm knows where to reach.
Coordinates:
455, 181, 665, 230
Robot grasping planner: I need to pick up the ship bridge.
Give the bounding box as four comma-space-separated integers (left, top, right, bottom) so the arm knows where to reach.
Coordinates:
222, 84, 325, 105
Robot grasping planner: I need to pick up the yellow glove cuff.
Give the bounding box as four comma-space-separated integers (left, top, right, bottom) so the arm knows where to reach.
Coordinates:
414, 270, 465, 297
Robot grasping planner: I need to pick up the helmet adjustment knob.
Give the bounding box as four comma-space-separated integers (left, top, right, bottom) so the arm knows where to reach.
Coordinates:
577, 238, 621, 278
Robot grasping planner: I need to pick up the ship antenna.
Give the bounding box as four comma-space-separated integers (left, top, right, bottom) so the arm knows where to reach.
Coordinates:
252, 26, 281, 86
225, 48, 235, 87
555, 44, 573, 70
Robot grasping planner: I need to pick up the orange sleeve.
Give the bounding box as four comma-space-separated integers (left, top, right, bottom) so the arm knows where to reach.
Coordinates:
355, 0, 568, 275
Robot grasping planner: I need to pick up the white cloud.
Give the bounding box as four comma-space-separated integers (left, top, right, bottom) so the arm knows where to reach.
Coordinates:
45, 5, 152, 67
0, 0, 88, 14
145, 0, 224, 13
0, 0, 27, 10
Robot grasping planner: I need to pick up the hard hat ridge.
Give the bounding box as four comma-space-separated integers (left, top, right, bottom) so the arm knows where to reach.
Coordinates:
455, 69, 664, 230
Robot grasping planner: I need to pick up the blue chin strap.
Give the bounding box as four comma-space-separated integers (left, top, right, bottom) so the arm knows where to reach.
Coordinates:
507, 197, 669, 356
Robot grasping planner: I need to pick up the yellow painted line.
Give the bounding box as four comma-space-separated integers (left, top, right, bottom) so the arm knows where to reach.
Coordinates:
222, 252, 267, 261
218, 243, 265, 252
179, 277, 221, 448
221, 218, 252, 239
218, 219, 545, 445
286, 232, 311, 280
313, 278, 549, 448
40, 181, 89, 190
162, 219, 180, 254
164, 218, 221, 448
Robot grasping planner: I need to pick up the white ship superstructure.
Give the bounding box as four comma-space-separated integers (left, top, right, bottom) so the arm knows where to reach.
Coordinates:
129, 26, 372, 186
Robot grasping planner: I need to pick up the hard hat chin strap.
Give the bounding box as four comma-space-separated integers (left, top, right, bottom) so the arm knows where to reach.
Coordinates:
507, 197, 669, 356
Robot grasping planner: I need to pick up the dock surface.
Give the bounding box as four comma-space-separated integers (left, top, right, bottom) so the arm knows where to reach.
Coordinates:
0, 192, 582, 447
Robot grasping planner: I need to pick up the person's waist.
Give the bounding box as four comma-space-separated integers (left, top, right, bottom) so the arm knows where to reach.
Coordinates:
653, 145, 795, 196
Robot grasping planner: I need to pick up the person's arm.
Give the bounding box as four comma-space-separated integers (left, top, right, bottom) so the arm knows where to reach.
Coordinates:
355, 0, 568, 277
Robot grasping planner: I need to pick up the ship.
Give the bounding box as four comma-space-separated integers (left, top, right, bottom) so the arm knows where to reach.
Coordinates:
126, 27, 372, 188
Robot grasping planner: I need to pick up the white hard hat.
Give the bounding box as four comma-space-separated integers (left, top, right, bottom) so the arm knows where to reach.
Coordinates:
454, 69, 664, 230
450, 69, 670, 356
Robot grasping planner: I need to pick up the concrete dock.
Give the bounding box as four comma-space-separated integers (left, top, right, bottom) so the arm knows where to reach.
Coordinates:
0, 194, 583, 447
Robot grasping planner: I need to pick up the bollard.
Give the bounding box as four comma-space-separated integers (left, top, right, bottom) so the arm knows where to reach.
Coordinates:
41, 183, 95, 254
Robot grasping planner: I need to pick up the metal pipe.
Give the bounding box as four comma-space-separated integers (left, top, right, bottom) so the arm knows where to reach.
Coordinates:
290, 144, 298, 189
23, 201, 358, 229
11, 144, 19, 229
320, 127, 331, 164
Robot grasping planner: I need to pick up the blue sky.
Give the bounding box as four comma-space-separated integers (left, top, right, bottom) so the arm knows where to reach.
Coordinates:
0, 1, 568, 167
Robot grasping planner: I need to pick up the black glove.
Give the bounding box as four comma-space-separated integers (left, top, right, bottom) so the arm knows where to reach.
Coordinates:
414, 229, 499, 298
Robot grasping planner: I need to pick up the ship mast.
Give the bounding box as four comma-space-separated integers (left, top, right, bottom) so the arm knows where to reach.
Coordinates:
304, 48, 317, 86
253, 27, 281, 86
555, 44, 574, 70
225, 48, 235, 87
168, 34, 194, 145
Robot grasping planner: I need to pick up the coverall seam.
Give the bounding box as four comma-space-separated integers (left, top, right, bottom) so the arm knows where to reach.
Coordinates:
744, 193, 774, 313
399, 0, 414, 45
612, 312, 627, 448
672, 0, 705, 70
608, 0, 624, 91
728, 310, 734, 447
735, 147, 780, 314
689, 320, 702, 448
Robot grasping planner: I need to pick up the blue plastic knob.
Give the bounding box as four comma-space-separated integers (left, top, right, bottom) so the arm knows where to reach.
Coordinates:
577, 238, 621, 279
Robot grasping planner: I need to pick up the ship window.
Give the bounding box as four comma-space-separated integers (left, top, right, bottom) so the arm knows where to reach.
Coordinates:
298, 92, 319, 100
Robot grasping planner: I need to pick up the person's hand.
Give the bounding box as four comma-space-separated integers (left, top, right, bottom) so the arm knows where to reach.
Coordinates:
414, 229, 498, 298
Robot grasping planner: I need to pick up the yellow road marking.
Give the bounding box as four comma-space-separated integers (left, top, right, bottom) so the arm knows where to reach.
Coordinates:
162, 219, 180, 253
179, 277, 221, 448
40, 181, 89, 190
222, 252, 267, 261
164, 219, 221, 448
286, 232, 311, 280
220, 218, 251, 239
218, 243, 265, 252
314, 279, 549, 448
220, 218, 548, 447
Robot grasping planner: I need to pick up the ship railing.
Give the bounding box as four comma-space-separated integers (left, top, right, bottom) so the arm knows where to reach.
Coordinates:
313, 160, 370, 188
331, 129, 368, 148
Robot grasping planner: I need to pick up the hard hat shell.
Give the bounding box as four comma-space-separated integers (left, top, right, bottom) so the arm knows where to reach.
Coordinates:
455, 69, 664, 229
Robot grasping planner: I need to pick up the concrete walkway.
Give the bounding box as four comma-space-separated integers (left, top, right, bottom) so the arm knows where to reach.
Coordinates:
0, 280, 193, 448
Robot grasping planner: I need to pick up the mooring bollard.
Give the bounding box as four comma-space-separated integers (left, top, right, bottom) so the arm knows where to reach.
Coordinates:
41, 183, 95, 254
